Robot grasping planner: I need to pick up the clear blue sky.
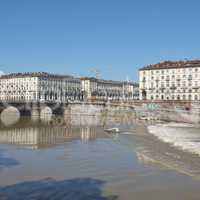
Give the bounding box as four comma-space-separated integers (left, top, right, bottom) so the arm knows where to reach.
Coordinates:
0, 0, 200, 81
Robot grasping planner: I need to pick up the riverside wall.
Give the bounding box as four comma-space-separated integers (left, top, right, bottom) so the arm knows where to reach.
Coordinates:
134, 101, 200, 124
0, 100, 199, 126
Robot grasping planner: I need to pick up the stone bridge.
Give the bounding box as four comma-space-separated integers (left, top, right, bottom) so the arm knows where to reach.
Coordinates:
0, 101, 67, 117
0, 100, 199, 125
0, 100, 135, 119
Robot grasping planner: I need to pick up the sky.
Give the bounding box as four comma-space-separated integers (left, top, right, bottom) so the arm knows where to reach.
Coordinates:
0, 0, 200, 81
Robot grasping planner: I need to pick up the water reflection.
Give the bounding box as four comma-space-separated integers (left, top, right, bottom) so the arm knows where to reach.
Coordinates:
0, 119, 108, 149
1, 107, 20, 127
2, 120, 200, 199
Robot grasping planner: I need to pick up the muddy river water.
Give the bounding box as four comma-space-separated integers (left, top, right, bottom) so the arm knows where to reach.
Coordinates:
0, 117, 200, 200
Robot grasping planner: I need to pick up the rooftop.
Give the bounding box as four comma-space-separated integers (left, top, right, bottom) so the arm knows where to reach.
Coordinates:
140, 59, 200, 71
0, 72, 76, 80
80, 77, 138, 86
0, 72, 138, 86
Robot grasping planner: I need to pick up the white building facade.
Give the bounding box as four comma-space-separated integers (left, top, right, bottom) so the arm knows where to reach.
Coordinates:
0, 72, 83, 102
139, 60, 200, 101
0, 72, 139, 102
81, 77, 139, 100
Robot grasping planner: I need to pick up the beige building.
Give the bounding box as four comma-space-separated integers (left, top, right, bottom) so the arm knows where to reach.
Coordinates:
0, 72, 139, 102
139, 60, 200, 101
81, 77, 138, 100
0, 72, 83, 102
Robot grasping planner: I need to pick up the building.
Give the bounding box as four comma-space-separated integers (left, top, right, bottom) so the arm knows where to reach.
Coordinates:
0, 72, 139, 102
81, 77, 139, 100
139, 60, 200, 101
0, 72, 83, 102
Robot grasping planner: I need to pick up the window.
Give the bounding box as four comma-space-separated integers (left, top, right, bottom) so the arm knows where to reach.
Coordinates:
188, 75, 192, 80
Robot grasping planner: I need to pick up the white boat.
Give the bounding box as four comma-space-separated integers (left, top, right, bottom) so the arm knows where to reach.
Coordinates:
104, 128, 120, 133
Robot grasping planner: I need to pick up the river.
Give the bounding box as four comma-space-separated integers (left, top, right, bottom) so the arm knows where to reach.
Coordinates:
0, 116, 200, 199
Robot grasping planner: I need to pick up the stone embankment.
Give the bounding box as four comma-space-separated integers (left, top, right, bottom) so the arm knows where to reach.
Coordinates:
134, 102, 200, 124
0, 101, 199, 126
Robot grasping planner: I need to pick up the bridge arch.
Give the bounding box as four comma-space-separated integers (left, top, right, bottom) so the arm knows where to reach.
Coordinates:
0, 106, 20, 126
40, 106, 53, 123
